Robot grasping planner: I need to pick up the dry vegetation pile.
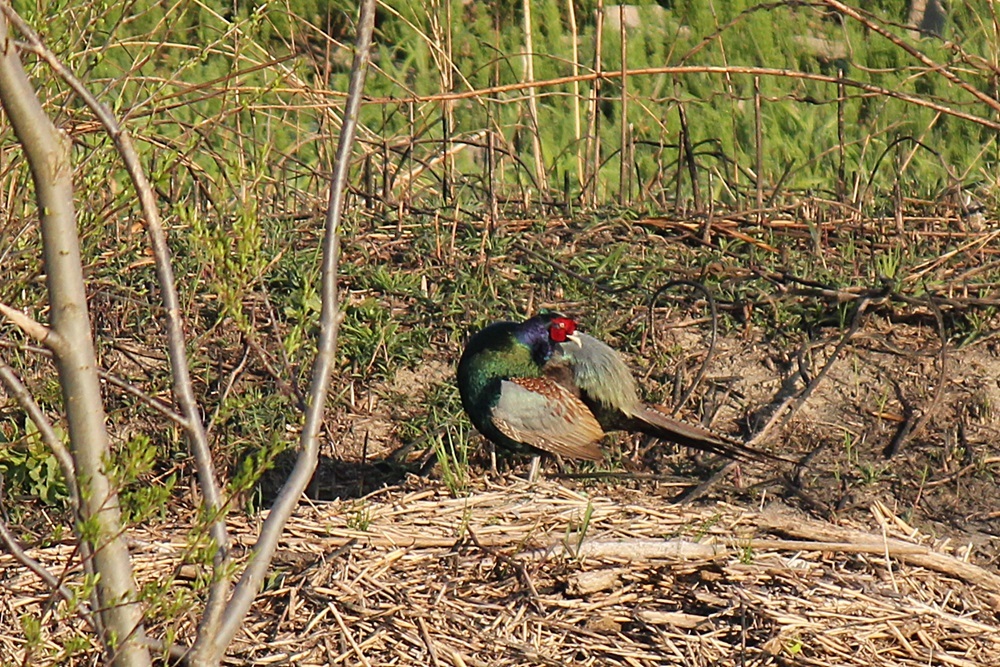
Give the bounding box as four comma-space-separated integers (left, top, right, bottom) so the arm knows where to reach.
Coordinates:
3, 476, 1000, 665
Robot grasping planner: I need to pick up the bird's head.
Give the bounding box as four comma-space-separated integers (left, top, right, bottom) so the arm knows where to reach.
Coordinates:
510, 312, 583, 367
547, 315, 583, 347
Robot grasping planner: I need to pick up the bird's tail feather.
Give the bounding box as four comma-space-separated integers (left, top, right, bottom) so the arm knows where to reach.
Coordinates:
633, 405, 788, 464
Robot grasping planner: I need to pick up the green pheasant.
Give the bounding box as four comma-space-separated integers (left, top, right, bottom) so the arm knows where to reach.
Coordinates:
457, 312, 773, 463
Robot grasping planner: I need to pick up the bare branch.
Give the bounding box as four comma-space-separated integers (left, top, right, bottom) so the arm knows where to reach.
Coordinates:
0, 302, 66, 354
97, 370, 191, 429
186, 0, 376, 662
0, 338, 190, 428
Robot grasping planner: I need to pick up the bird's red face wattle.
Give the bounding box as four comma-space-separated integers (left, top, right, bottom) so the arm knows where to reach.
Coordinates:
548, 316, 578, 343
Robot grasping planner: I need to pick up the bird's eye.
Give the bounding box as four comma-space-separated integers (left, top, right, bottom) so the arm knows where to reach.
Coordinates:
549, 317, 577, 342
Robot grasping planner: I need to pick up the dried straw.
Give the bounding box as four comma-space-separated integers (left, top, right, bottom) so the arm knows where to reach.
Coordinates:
2, 476, 999, 665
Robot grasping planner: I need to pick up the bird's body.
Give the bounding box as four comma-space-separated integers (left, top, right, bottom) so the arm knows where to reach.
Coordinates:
456, 316, 604, 461
457, 312, 772, 464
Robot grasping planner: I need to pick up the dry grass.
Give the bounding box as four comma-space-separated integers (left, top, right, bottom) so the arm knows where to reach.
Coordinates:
4, 475, 999, 665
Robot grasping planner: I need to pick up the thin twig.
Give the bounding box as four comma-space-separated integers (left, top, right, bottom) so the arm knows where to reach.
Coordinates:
0, 302, 66, 354
0, 357, 78, 502
466, 527, 543, 613
822, 0, 1000, 115
0, 518, 99, 634
98, 370, 190, 428
647, 280, 719, 416
199, 0, 376, 659
676, 460, 739, 505
329, 602, 373, 667
0, 339, 189, 428
882, 294, 948, 458
756, 291, 880, 442
417, 616, 443, 667
205, 339, 250, 436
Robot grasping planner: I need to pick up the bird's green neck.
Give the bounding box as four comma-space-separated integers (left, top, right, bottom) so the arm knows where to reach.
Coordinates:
463, 341, 542, 402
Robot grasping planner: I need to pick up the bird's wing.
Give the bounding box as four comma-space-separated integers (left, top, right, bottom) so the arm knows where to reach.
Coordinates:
552, 330, 789, 465
491, 377, 605, 461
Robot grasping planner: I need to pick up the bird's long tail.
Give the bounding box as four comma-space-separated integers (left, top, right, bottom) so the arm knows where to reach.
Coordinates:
632, 405, 789, 464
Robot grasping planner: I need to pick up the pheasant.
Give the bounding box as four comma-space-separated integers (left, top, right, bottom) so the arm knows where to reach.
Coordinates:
457, 311, 774, 464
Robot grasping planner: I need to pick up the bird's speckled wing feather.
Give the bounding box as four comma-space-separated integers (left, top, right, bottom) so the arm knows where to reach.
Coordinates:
491, 377, 605, 461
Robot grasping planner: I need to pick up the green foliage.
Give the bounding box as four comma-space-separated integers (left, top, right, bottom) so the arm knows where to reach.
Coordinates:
139, 576, 199, 624
185, 201, 269, 330
0, 420, 67, 506
228, 426, 294, 503
122, 472, 178, 524
19, 613, 42, 650
55, 636, 93, 664
340, 296, 431, 380
784, 636, 805, 656
431, 422, 470, 497
565, 498, 594, 559
105, 434, 178, 524
76, 514, 102, 545
346, 502, 372, 531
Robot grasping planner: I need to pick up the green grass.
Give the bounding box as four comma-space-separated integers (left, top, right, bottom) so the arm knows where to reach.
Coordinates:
431, 422, 471, 497
346, 504, 370, 531
565, 498, 595, 559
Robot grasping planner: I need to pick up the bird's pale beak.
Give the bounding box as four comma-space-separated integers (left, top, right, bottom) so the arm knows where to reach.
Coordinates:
567, 331, 583, 347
